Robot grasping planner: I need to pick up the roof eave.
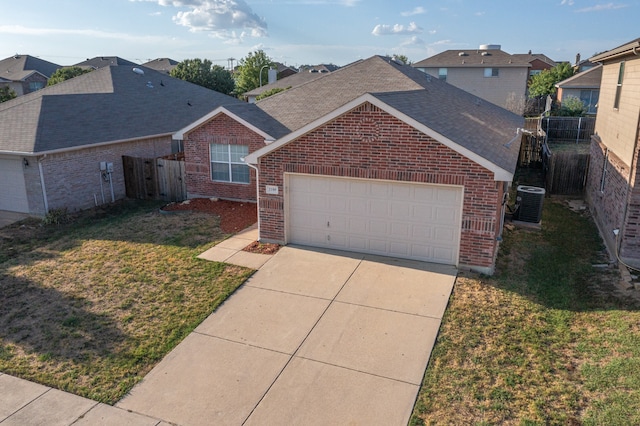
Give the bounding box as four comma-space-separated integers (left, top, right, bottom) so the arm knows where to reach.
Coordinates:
3, 132, 174, 156
590, 40, 640, 62
173, 106, 275, 141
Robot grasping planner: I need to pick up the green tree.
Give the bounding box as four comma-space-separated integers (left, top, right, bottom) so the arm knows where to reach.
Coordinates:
255, 86, 290, 101
556, 95, 586, 116
234, 50, 275, 96
47, 66, 93, 86
391, 54, 411, 65
170, 59, 235, 95
528, 62, 575, 98
0, 86, 16, 103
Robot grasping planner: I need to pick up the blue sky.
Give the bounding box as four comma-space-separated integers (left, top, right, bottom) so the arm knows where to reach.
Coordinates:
1, 0, 637, 68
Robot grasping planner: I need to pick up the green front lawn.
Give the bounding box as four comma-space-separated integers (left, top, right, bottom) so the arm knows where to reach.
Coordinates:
411, 200, 640, 425
0, 201, 252, 404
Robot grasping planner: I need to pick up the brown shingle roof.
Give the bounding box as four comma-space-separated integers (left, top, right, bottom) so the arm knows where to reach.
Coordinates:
556, 64, 602, 89
413, 49, 531, 68
256, 56, 427, 131
251, 55, 523, 177
0, 65, 245, 154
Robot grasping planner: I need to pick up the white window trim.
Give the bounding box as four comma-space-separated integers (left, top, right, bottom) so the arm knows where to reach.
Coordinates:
210, 143, 250, 184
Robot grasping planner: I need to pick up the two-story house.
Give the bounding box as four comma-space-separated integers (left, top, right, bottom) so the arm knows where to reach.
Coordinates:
586, 38, 640, 267
412, 45, 533, 114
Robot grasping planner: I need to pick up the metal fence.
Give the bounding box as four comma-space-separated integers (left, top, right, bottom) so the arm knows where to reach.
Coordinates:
540, 116, 596, 144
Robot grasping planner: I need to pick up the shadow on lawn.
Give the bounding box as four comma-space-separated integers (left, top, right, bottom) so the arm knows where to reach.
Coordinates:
0, 272, 126, 363
492, 199, 640, 313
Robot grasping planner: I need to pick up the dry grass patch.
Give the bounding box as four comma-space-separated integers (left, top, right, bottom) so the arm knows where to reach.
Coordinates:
0, 201, 253, 404
411, 200, 640, 425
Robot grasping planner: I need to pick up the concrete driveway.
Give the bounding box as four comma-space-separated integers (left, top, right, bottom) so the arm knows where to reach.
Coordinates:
117, 245, 457, 425
0, 210, 30, 228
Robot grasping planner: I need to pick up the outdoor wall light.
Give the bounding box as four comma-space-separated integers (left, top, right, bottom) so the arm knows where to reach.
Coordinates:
23, 158, 29, 167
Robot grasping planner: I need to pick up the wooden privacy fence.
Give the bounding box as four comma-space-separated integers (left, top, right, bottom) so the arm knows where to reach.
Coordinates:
543, 144, 590, 196
122, 155, 187, 202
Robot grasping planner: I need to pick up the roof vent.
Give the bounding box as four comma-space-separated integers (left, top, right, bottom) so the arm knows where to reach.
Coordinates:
132, 67, 145, 75
458, 52, 468, 56
479, 44, 501, 50
481, 51, 490, 56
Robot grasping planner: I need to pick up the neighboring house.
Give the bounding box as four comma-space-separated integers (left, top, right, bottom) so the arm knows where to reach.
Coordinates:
0, 54, 61, 96
196, 55, 521, 274
555, 64, 602, 114
273, 62, 298, 79
74, 56, 138, 69
142, 58, 179, 74
512, 51, 556, 80
412, 44, 532, 114
586, 38, 640, 267
244, 70, 329, 103
0, 65, 244, 216
173, 103, 290, 201
298, 64, 340, 73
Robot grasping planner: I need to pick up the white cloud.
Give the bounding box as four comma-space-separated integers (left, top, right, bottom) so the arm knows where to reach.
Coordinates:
131, 0, 268, 40
560, 0, 574, 5
401, 7, 425, 17
372, 22, 422, 36
400, 36, 426, 47
576, 2, 628, 12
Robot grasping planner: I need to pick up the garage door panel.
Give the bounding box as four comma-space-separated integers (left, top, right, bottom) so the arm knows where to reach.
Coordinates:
347, 236, 368, 251
288, 175, 461, 265
370, 182, 391, 198
346, 217, 366, 234
390, 184, 412, 200
437, 188, 462, 203
390, 202, 411, 220
390, 222, 410, 238
0, 158, 29, 213
329, 197, 348, 214
348, 199, 368, 216
370, 199, 390, 217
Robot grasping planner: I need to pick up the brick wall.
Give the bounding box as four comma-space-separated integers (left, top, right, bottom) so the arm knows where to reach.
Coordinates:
40, 135, 172, 212
587, 137, 632, 259
257, 102, 503, 271
183, 113, 266, 201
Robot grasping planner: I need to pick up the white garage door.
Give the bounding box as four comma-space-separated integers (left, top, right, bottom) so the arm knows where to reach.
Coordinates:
0, 158, 29, 213
287, 174, 462, 265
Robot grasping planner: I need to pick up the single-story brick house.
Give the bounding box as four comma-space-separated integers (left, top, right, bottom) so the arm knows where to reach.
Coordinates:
180, 56, 523, 273
172, 103, 290, 201
0, 64, 244, 215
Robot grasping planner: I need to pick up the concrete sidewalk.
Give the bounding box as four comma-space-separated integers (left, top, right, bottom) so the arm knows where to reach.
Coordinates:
0, 227, 457, 425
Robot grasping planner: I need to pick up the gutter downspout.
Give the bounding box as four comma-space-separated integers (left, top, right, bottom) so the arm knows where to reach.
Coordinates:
37, 154, 49, 214
244, 160, 261, 241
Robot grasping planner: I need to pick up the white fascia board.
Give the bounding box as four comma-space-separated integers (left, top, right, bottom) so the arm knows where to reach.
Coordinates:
245, 93, 513, 181
173, 106, 274, 141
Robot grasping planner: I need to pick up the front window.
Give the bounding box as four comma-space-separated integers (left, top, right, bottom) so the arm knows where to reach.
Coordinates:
484, 68, 499, 78
28, 81, 44, 91
438, 68, 447, 81
210, 143, 250, 183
